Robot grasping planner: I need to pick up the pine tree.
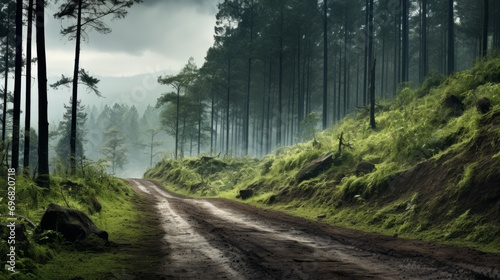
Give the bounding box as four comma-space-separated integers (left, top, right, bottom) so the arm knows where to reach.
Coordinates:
55, 99, 87, 166
36, 0, 50, 188
53, 0, 141, 174
100, 127, 127, 174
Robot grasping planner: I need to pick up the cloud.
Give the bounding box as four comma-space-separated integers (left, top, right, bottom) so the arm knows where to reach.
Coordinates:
141, 0, 220, 14
45, 0, 220, 76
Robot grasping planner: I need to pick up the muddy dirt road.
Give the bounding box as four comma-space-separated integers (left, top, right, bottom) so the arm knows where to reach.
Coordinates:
126, 179, 500, 280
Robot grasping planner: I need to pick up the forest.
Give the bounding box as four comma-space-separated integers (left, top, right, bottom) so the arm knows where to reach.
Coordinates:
1, 0, 498, 177
0, 0, 500, 278
155, 0, 499, 159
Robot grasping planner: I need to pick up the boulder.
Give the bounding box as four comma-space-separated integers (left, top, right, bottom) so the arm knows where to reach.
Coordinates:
443, 95, 464, 117
39, 203, 108, 242
90, 195, 102, 212
355, 161, 376, 176
1, 222, 28, 242
296, 152, 335, 183
239, 189, 254, 200
476, 97, 491, 114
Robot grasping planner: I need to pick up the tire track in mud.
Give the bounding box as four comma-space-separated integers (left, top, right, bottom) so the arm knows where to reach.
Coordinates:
128, 179, 500, 280
129, 179, 251, 279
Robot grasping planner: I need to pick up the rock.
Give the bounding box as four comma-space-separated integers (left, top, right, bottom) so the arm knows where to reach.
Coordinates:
1, 222, 28, 242
90, 195, 102, 212
296, 152, 335, 183
355, 161, 376, 176
36, 230, 62, 245
239, 189, 254, 200
476, 97, 491, 114
443, 95, 464, 117
267, 195, 276, 204
61, 180, 83, 190
39, 203, 108, 242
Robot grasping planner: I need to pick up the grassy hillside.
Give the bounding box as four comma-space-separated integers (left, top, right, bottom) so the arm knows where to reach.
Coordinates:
0, 163, 158, 279
145, 54, 500, 252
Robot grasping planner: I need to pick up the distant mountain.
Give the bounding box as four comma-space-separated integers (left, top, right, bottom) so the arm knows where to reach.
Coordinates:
48, 70, 175, 123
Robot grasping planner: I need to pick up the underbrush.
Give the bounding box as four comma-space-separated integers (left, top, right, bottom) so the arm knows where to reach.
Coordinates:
0, 160, 143, 279
145, 54, 500, 252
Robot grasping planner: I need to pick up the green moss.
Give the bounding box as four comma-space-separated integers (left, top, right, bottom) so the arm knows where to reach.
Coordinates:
37, 251, 131, 279
456, 163, 477, 194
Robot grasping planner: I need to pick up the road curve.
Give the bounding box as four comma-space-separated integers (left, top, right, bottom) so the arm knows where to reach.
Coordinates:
126, 179, 500, 280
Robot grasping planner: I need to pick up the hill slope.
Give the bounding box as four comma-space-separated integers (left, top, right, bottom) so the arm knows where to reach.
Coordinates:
145, 54, 500, 252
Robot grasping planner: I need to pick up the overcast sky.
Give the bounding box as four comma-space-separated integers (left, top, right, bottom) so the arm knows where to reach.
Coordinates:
44, 0, 220, 77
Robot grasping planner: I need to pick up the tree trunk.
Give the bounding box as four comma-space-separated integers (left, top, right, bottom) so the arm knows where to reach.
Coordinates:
322, 0, 328, 130
343, 17, 348, 117
363, 0, 369, 106
266, 58, 272, 154
36, 0, 50, 188
393, 9, 399, 94
23, 0, 34, 172
381, 31, 386, 96
259, 62, 266, 156
210, 87, 215, 155
149, 133, 153, 167
368, 0, 376, 130
337, 46, 341, 122
421, 0, 428, 82
482, 0, 489, 57
447, 0, 455, 74
243, 0, 254, 156
70, 0, 83, 173
225, 58, 231, 155
181, 114, 186, 159
277, 3, 284, 147
2, 5, 10, 143
367, 0, 375, 99
175, 86, 180, 159
356, 55, 360, 107
305, 37, 312, 115
369, 59, 377, 130
197, 98, 202, 156
494, 1, 500, 49
290, 52, 296, 146
297, 30, 303, 139
332, 49, 337, 123
401, 0, 409, 82
11, 0, 23, 169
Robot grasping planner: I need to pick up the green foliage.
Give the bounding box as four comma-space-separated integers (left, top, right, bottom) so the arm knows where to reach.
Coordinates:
0, 159, 142, 279
50, 69, 101, 96
456, 163, 477, 194
54, 99, 87, 167
444, 209, 500, 244
157, 57, 210, 159
418, 71, 446, 97
300, 112, 320, 141
53, 0, 141, 38
100, 127, 128, 174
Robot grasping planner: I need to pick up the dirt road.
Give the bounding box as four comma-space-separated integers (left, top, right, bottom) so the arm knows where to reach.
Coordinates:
126, 179, 500, 280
